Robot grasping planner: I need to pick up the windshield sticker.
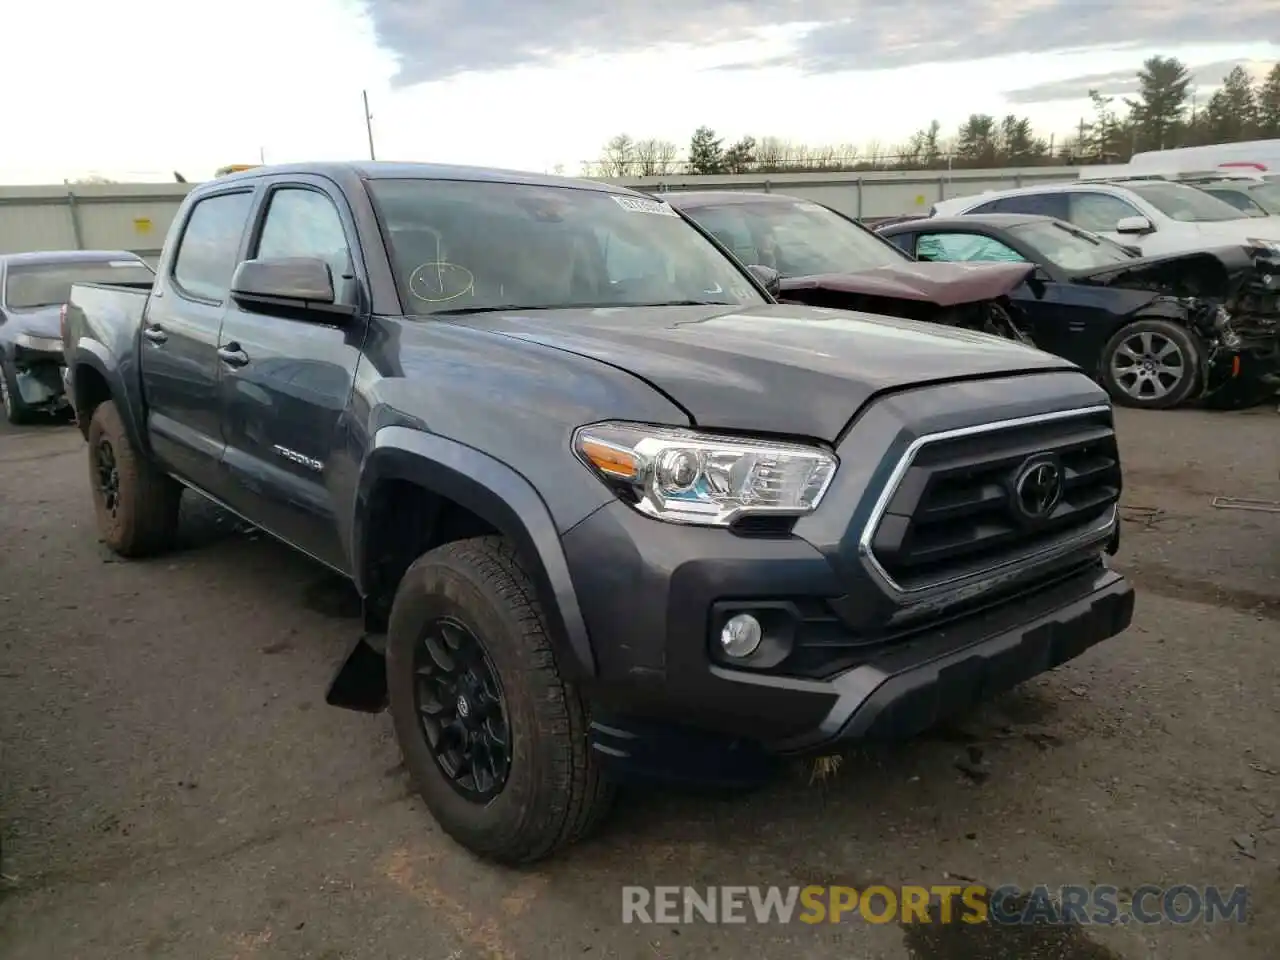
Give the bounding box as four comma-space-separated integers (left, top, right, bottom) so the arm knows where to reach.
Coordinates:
612, 195, 678, 217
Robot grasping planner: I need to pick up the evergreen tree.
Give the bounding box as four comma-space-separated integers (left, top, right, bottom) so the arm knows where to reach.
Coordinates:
956, 114, 998, 166
688, 127, 726, 174
722, 136, 757, 174
1203, 66, 1259, 144
1258, 63, 1280, 138
1126, 56, 1193, 152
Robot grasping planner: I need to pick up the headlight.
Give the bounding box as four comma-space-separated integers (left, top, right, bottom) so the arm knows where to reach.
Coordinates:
1246, 237, 1280, 254
573, 421, 838, 526
14, 333, 64, 353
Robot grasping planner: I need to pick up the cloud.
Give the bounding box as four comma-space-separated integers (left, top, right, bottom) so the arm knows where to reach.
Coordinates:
360, 0, 1277, 86
1004, 58, 1277, 104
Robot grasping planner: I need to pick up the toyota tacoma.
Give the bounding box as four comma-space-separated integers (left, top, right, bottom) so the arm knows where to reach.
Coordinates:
62, 162, 1134, 864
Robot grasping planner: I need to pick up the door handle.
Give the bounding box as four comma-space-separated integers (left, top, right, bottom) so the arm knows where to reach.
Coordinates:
142, 326, 168, 344
217, 344, 250, 367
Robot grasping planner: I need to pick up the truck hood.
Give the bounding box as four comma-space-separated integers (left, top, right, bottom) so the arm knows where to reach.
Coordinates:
778, 261, 1034, 307
445, 302, 1077, 441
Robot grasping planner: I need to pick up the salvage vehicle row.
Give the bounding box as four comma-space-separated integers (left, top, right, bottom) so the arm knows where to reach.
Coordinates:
664, 190, 1280, 410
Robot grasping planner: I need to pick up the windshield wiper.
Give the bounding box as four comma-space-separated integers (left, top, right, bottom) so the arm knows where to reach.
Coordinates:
430, 300, 735, 315
636, 299, 737, 307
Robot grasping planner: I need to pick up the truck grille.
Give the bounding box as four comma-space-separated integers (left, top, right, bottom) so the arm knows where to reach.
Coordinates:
864, 407, 1120, 593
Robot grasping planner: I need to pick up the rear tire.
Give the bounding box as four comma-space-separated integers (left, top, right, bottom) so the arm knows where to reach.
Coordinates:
86, 400, 182, 557
1100, 318, 1202, 410
386, 535, 614, 864
0, 360, 32, 425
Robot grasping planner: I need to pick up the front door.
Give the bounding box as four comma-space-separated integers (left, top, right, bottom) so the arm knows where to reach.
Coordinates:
140, 188, 256, 492
215, 178, 369, 572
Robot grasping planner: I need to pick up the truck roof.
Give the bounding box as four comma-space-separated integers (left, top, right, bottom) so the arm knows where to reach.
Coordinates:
213, 160, 640, 196
0, 249, 143, 266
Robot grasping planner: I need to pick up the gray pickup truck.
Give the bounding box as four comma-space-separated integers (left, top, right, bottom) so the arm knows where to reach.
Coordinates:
62, 162, 1133, 864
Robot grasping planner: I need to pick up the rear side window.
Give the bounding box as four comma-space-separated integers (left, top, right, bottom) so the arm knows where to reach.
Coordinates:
917, 233, 1027, 263
967, 198, 1005, 215
172, 191, 254, 302
997, 192, 1070, 219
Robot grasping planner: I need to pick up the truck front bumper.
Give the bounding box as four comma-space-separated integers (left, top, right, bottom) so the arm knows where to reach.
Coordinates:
565, 500, 1133, 780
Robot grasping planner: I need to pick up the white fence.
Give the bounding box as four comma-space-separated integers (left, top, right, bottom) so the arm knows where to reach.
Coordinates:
0, 166, 1083, 259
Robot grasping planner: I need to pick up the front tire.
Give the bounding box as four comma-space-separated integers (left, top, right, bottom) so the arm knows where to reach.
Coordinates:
1100, 318, 1202, 410
386, 536, 613, 864
86, 400, 182, 557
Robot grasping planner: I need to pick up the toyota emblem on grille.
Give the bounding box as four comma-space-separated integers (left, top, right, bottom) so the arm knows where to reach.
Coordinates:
1012, 456, 1064, 521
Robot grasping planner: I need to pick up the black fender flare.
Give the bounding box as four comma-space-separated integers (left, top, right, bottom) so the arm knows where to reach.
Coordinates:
352, 426, 597, 680
68, 341, 148, 454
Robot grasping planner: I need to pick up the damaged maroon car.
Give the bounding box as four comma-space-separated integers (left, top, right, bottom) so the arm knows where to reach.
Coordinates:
665, 192, 1035, 343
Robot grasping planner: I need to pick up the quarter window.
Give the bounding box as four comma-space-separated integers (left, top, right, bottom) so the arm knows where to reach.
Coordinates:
171, 192, 254, 302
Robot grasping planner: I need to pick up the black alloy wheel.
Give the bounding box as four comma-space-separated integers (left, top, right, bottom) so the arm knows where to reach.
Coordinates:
95, 438, 120, 518
413, 615, 511, 802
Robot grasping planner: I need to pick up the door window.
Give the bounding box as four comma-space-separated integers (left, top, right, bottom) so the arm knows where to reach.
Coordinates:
254, 188, 355, 301
1068, 192, 1142, 233
916, 233, 1027, 263
171, 192, 255, 302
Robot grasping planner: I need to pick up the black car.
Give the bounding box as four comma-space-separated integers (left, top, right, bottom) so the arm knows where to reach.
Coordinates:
877, 213, 1280, 409
0, 250, 154, 424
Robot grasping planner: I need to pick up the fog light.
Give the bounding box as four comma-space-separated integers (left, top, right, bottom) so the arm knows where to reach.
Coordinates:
719, 613, 763, 658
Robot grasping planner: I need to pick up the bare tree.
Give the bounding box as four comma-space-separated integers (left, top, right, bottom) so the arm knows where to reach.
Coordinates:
632, 138, 680, 176
598, 134, 636, 177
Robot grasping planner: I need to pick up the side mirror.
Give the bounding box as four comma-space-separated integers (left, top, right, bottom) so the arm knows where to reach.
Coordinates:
230, 257, 357, 321
1115, 216, 1154, 235
747, 264, 782, 298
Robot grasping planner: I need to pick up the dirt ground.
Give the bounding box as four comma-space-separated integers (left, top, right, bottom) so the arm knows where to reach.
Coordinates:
0, 405, 1277, 960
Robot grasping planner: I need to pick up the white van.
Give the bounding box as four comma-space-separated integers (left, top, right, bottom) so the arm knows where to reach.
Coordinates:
1124, 139, 1280, 182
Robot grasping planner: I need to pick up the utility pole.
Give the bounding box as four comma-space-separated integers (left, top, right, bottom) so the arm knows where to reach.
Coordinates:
363, 90, 377, 161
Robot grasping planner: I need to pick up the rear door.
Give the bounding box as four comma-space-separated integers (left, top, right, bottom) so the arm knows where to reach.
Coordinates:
215, 175, 369, 572
141, 188, 256, 492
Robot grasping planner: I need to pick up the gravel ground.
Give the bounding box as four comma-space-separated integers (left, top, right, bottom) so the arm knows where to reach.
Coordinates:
0, 405, 1277, 960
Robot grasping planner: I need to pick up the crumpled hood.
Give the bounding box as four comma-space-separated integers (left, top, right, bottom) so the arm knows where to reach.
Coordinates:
446, 302, 1077, 441
5, 305, 62, 340
778, 261, 1034, 307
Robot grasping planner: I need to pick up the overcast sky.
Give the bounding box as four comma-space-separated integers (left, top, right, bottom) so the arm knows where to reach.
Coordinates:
1, 0, 1276, 183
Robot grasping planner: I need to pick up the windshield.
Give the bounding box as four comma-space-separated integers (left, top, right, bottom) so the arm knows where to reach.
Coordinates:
1242, 183, 1280, 215
1008, 220, 1135, 270
1125, 182, 1249, 222
366, 179, 766, 315
683, 198, 907, 277
3, 258, 155, 310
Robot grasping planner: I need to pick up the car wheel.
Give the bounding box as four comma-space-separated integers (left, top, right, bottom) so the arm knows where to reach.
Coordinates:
1100, 319, 1202, 410
86, 400, 182, 557
386, 535, 614, 864
0, 360, 32, 425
